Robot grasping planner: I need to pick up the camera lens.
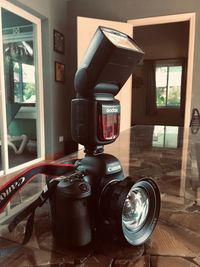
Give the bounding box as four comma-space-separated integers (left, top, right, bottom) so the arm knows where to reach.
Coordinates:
122, 187, 149, 231
100, 177, 160, 246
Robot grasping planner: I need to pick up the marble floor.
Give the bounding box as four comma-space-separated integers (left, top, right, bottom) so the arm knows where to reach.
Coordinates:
0, 125, 199, 267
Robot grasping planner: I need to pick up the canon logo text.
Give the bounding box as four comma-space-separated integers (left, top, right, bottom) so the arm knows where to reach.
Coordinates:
0, 177, 26, 204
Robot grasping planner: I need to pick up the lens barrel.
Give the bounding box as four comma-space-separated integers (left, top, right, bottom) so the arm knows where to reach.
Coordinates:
100, 176, 160, 245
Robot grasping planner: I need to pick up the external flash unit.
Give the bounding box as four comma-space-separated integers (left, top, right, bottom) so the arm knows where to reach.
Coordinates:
71, 26, 144, 153
50, 26, 160, 247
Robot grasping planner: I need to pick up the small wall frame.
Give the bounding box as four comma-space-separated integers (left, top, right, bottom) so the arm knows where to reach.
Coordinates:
54, 30, 65, 54
55, 61, 65, 83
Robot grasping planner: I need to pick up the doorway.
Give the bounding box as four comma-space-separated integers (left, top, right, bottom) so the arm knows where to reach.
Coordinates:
128, 13, 195, 128
0, 1, 45, 176
131, 21, 189, 126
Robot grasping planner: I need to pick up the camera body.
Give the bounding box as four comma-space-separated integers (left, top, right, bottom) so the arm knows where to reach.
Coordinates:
49, 152, 160, 247
49, 153, 124, 247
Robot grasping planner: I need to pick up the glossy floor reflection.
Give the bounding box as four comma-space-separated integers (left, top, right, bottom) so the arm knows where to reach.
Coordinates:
0, 125, 200, 267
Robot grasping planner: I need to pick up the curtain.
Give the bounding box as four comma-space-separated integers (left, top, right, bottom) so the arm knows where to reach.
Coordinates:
145, 60, 157, 116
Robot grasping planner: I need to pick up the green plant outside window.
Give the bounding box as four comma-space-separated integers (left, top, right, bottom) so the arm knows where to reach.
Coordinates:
156, 63, 182, 108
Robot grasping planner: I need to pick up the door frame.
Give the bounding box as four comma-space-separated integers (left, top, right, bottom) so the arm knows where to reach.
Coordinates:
128, 12, 196, 128
0, 0, 45, 175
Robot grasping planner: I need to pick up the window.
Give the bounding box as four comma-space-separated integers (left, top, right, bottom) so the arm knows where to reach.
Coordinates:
13, 60, 36, 104
155, 60, 183, 107
0, 3, 45, 176
4, 38, 36, 104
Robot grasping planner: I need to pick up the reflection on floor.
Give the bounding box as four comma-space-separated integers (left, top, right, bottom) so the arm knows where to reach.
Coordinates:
0, 125, 200, 267
0, 146, 37, 170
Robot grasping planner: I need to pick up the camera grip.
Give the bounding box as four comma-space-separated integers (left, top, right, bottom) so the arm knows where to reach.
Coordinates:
49, 177, 91, 247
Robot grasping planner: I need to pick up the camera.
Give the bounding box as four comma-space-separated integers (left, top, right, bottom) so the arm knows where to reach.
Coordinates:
50, 26, 160, 247
50, 153, 160, 247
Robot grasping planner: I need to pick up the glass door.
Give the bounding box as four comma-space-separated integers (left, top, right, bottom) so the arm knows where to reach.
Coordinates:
0, 1, 44, 175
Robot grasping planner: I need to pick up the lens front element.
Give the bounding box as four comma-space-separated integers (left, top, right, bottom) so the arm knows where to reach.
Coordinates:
122, 187, 149, 231
100, 176, 160, 246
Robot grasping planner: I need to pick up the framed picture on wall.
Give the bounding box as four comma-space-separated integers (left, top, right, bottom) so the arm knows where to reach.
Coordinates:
54, 29, 65, 54
55, 61, 65, 83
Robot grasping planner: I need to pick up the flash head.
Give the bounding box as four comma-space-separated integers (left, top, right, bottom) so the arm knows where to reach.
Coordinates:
74, 26, 144, 97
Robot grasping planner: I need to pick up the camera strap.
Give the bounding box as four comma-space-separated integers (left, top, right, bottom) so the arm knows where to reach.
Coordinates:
0, 162, 76, 245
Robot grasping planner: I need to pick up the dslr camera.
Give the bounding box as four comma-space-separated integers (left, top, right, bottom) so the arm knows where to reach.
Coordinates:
50, 26, 160, 247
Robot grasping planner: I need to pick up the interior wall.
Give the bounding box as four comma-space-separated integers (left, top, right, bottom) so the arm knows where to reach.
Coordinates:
132, 22, 189, 126
133, 22, 189, 60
